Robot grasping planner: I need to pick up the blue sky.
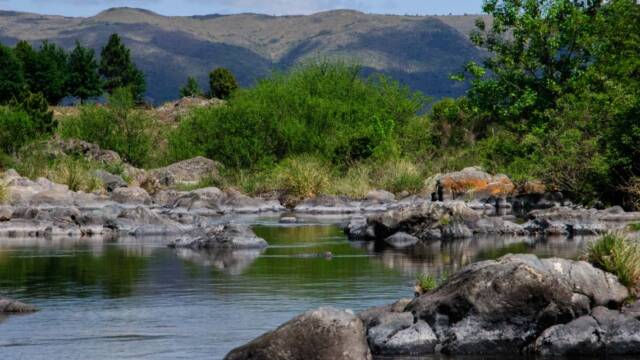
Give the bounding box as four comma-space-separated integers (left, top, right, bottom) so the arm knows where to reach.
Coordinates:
0, 0, 485, 17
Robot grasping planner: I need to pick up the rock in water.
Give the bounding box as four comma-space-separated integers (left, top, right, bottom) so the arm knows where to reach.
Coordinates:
169, 223, 268, 249
0, 298, 37, 313
224, 307, 372, 360
384, 232, 419, 249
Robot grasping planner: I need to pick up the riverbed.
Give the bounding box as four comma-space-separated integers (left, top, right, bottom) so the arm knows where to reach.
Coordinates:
0, 215, 593, 359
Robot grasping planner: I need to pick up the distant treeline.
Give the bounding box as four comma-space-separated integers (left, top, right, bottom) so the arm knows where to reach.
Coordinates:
0, 33, 145, 105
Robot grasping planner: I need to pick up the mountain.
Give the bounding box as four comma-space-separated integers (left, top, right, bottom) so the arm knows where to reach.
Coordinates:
0, 8, 489, 104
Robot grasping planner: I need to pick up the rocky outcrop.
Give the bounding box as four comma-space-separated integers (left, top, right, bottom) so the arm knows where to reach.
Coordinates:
352, 200, 526, 242
168, 223, 268, 249
146, 156, 221, 187
170, 187, 284, 213
94, 170, 127, 192
47, 138, 122, 165
227, 255, 638, 357
0, 297, 37, 313
525, 205, 640, 236
360, 254, 630, 356
110, 186, 152, 205
224, 307, 372, 360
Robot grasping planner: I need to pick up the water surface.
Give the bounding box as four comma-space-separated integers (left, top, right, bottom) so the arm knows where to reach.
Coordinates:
0, 216, 593, 359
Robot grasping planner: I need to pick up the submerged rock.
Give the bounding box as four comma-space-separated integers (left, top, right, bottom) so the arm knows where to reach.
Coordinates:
224, 307, 372, 360
0, 298, 37, 313
168, 223, 268, 249
384, 232, 419, 249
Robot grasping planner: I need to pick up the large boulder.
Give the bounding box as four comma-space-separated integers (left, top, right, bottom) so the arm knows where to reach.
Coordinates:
146, 157, 220, 187
48, 138, 122, 165
224, 307, 372, 360
0, 298, 37, 313
435, 167, 515, 201
168, 223, 268, 249
359, 254, 628, 356
110, 186, 152, 205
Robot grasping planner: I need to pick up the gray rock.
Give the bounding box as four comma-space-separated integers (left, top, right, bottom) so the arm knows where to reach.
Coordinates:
224, 307, 372, 360
94, 170, 127, 192
0, 206, 12, 221
384, 232, 419, 249
367, 312, 437, 355
366, 190, 396, 203
294, 195, 358, 214
146, 156, 220, 187
111, 186, 152, 205
169, 223, 268, 249
279, 216, 297, 224
346, 216, 368, 240
533, 314, 602, 356
0, 298, 37, 313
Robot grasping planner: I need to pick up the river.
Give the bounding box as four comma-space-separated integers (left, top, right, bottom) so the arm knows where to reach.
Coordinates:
0, 215, 593, 359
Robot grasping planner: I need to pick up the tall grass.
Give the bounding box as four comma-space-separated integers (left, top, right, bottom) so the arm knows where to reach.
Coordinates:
0, 180, 8, 204
587, 232, 640, 289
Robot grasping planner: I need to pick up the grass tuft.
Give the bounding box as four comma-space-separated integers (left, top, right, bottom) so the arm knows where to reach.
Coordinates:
415, 272, 448, 296
587, 232, 640, 290
0, 180, 7, 204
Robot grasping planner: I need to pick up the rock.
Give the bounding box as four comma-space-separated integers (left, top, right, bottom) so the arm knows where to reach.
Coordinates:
436, 167, 515, 201
295, 195, 358, 213
0, 206, 12, 221
279, 216, 297, 224
111, 186, 151, 205
174, 248, 264, 275
402, 254, 627, 355
384, 232, 419, 249
346, 216, 369, 240
94, 170, 127, 192
366, 190, 395, 203
29, 189, 75, 206
146, 156, 220, 187
48, 138, 122, 165
367, 312, 437, 355
169, 223, 268, 249
0, 298, 38, 313
224, 307, 372, 360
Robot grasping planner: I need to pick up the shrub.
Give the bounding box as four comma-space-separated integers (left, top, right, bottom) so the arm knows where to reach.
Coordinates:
0, 106, 34, 154
59, 87, 154, 167
587, 232, 640, 289
209, 67, 238, 100
169, 61, 425, 169
271, 155, 330, 200
48, 157, 103, 193
10, 91, 56, 134
180, 76, 204, 98
0, 180, 7, 204
415, 272, 448, 295
629, 223, 640, 232
373, 159, 424, 194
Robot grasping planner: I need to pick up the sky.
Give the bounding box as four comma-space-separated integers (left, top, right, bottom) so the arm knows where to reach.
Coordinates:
0, 0, 485, 17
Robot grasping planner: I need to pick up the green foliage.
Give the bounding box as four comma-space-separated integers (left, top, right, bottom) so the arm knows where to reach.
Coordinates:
415, 273, 448, 294
629, 224, 640, 232
32, 41, 69, 105
180, 76, 204, 98
49, 157, 103, 193
13, 41, 37, 92
169, 61, 425, 169
59, 88, 153, 167
208, 67, 238, 100
68, 41, 103, 102
99, 34, 146, 101
0, 106, 33, 154
0, 44, 25, 104
0, 180, 7, 204
271, 155, 331, 200
588, 232, 640, 289
10, 91, 56, 135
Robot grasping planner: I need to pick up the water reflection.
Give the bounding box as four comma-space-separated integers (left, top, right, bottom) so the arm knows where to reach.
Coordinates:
174, 248, 264, 275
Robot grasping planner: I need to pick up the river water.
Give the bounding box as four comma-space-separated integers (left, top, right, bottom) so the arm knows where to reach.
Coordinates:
0, 215, 594, 359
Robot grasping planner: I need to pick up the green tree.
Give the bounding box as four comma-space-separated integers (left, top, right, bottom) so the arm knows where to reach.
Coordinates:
68, 41, 102, 103
0, 44, 25, 104
99, 34, 146, 101
180, 76, 203, 98
13, 41, 38, 92
34, 41, 69, 105
209, 67, 238, 99
0, 106, 33, 154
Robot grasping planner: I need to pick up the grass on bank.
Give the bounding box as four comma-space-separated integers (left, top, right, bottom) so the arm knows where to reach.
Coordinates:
415, 272, 448, 296
587, 232, 640, 290
0, 180, 7, 204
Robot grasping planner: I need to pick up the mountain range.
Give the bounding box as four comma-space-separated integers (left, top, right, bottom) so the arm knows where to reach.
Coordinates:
0, 7, 488, 103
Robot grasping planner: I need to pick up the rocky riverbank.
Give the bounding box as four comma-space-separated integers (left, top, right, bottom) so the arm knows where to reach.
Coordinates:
225, 254, 640, 359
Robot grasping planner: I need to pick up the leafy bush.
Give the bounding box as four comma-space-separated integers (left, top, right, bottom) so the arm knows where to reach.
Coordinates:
59, 88, 154, 167
0, 106, 34, 154
180, 76, 204, 98
415, 272, 448, 295
169, 61, 425, 169
587, 232, 640, 289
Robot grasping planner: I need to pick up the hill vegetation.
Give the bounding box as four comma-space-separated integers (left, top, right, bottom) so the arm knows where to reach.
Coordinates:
0, 0, 638, 210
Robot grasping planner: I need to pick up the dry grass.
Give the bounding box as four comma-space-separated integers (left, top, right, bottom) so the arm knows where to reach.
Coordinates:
0, 180, 8, 204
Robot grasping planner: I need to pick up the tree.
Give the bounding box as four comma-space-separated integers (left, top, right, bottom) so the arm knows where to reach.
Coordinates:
34, 41, 69, 105
180, 76, 203, 98
10, 91, 56, 135
99, 34, 146, 101
13, 41, 38, 92
67, 42, 102, 103
464, 0, 601, 128
0, 44, 25, 104
209, 67, 238, 99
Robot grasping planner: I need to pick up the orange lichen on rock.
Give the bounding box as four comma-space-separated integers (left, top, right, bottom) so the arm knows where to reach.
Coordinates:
438, 167, 515, 200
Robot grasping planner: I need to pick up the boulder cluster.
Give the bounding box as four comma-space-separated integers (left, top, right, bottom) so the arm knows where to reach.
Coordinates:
225, 254, 640, 358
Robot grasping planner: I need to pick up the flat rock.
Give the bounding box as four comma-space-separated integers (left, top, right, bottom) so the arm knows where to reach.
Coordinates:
168, 223, 268, 249
0, 298, 38, 313
110, 186, 151, 205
